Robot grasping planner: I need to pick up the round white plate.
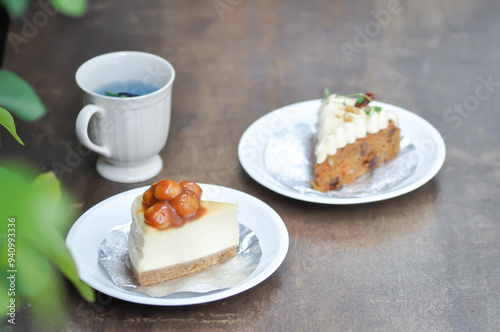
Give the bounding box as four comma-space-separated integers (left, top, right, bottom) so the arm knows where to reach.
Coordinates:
238, 99, 446, 204
66, 184, 289, 305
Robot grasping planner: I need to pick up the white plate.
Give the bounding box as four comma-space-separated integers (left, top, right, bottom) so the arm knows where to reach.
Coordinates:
66, 184, 289, 306
238, 99, 446, 204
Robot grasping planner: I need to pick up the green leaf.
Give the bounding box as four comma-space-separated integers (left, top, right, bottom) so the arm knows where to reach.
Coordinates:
356, 94, 364, 105
16, 241, 53, 297
28, 172, 74, 234
105, 91, 120, 97
50, 0, 87, 17
0, 162, 95, 304
27, 228, 95, 301
27, 172, 95, 301
0, 0, 30, 18
0, 107, 24, 145
29, 267, 66, 329
374, 106, 382, 112
0, 70, 46, 122
31, 172, 62, 202
324, 88, 331, 98
1, 238, 68, 329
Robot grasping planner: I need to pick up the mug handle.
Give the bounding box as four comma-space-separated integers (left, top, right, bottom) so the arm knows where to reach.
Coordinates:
75, 104, 112, 158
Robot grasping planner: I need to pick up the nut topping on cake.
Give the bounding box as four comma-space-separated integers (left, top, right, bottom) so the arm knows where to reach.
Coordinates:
141, 179, 205, 229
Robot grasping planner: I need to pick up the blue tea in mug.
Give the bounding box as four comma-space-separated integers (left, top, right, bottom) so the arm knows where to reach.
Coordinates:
95, 80, 159, 97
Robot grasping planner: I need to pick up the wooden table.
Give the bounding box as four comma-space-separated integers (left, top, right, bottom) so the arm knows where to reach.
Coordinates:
3, 0, 500, 330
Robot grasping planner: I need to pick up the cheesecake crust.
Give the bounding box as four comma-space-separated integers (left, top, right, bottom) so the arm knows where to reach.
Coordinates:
131, 247, 237, 286
313, 122, 401, 192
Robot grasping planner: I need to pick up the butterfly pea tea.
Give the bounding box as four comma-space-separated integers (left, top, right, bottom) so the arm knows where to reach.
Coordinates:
95, 80, 159, 98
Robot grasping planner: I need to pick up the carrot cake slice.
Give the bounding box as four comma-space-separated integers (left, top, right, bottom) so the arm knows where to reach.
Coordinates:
313, 92, 401, 192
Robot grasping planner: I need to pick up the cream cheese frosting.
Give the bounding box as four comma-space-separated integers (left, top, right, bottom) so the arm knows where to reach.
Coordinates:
315, 94, 399, 164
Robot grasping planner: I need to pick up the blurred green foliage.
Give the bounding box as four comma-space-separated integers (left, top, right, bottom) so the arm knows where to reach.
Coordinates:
0, 161, 95, 327
0, 71, 45, 122
1, 0, 87, 18
0, 1, 93, 324
0, 0, 88, 146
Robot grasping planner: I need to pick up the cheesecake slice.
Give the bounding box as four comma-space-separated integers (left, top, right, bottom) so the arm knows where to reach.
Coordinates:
313, 92, 401, 191
128, 180, 239, 286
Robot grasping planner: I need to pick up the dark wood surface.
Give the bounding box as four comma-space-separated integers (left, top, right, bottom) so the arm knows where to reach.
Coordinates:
3, 0, 500, 330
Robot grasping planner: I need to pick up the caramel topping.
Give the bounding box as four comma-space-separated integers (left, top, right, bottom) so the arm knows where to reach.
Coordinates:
141, 180, 204, 230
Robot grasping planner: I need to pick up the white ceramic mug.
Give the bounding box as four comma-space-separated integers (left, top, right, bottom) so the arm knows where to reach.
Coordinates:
75, 51, 175, 183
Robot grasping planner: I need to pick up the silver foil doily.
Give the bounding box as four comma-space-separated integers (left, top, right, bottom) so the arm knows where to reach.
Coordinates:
98, 223, 261, 298
264, 123, 419, 198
